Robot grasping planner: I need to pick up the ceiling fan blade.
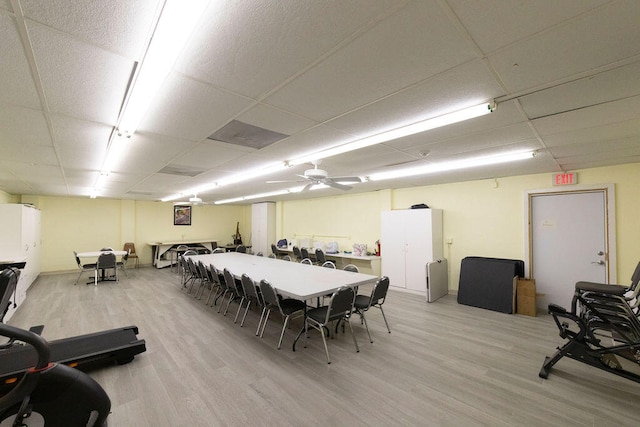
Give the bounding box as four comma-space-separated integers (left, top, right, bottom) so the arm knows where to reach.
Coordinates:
301, 183, 315, 192
266, 179, 305, 184
330, 176, 361, 183
323, 179, 351, 191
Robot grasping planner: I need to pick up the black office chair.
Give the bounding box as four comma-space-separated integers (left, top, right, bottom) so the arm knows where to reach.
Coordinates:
239, 274, 262, 328
300, 247, 312, 262
300, 258, 313, 265
222, 268, 245, 322
212, 248, 225, 254
271, 243, 281, 259
73, 251, 96, 285
343, 264, 359, 273
236, 245, 247, 253
255, 252, 263, 257
321, 261, 336, 269
282, 255, 292, 262
304, 286, 359, 364
258, 280, 306, 348
205, 264, 223, 307
353, 276, 391, 343
95, 252, 117, 286
292, 246, 302, 261
315, 248, 327, 265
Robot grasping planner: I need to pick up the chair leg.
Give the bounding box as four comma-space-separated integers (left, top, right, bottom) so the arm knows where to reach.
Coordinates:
319, 324, 331, 364
277, 315, 290, 350
240, 300, 252, 327
217, 290, 229, 313
223, 294, 235, 316
256, 306, 267, 336
234, 297, 246, 323
260, 309, 271, 338
378, 306, 391, 333
360, 311, 373, 343
346, 318, 360, 353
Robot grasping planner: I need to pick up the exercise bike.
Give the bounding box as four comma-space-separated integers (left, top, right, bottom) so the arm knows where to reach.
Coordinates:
0, 323, 111, 427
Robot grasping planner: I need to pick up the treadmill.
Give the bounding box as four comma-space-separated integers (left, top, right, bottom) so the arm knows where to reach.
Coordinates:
0, 267, 146, 393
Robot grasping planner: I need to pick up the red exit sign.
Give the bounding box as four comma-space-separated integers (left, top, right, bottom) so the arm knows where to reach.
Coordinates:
552, 172, 578, 186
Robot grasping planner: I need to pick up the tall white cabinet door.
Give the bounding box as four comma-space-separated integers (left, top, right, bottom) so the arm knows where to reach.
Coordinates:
381, 209, 443, 292
251, 202, 275, 255
381, 211, 408, 288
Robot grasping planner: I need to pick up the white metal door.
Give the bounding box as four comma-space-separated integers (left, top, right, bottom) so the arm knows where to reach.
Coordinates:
530, 190, 611, 310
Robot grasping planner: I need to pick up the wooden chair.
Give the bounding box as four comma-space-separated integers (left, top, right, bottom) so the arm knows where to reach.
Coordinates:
123, 242, 139, 268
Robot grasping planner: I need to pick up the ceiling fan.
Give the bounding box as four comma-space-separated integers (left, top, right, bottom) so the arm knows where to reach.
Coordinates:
268, 160, 361, 191
174, 194, 212, 205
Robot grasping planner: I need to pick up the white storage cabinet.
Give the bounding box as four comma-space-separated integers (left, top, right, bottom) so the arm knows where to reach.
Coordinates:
0, 204, 41, 320
381, 209, 443, 292
251, 202, 276, 256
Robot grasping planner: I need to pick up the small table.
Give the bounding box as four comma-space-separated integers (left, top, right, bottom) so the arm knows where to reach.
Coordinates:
76, 251, 127, 284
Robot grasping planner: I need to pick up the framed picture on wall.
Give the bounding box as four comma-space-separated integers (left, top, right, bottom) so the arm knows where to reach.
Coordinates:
174, 205, 192, 226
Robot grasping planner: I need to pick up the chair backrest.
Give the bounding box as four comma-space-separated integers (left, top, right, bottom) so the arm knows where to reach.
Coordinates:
271, 244, 278, 256
241, 274, 259, 300
97, 252, 116, 269
259, 279, 279, 307
268, 253, 276, 259
292, 246, 302, 259
73, 251, 82, 267
100, 247, 113, 251
212, 248, 225, 253
315, 248, 326, 264
121, 252, 129, 262
343, 264, 359, 273
182, 250, 198, 256
256, 252, 263, 257
123, 242, 137, 255
197, 261, 209, 280
325, 286, 356, 323
301, 247, 310, 259
236, 245, 247, 253
300, 258, 312, 265
321, 261, 336, 269
371, 276, 390, 306
223, 268, 238, 292
282, 255, 292, 262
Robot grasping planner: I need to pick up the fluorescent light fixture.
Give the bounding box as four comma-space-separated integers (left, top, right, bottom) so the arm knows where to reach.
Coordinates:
117, 0, 209, 136
214, 188, 298, 205
289, 102, 495, 166
368, 150, 536, 182
161, 162, 289, 202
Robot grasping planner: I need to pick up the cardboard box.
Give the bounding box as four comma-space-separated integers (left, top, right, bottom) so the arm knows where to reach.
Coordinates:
517, 278, 537, 317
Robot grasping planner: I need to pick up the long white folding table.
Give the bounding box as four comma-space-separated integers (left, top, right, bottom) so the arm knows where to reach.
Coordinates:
187, 252, 379, 349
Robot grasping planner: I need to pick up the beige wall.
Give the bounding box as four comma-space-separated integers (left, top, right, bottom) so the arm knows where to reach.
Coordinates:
277, 163, 640, 291
17, 196, 250, 272
0, 190, 18, 204
7, 162, 639, 285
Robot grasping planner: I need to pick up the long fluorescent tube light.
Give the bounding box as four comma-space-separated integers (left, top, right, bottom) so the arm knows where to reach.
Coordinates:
215, 188, 301, 205
161, 162, 290, 202
368, 150, 536, 181
289, 101, 495, 166
117, 0, 209, 136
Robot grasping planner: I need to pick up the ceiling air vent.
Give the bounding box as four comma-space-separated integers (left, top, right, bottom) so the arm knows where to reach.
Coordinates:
208, 120, 288, 149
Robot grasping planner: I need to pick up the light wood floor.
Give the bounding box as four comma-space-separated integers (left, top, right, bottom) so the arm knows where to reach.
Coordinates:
7, 267, 640, 426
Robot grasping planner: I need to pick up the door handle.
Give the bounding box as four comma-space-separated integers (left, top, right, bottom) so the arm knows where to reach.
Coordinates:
591, 260, 605, 265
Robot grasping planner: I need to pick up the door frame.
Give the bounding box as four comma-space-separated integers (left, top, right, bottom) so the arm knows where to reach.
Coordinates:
523, 183, 616, 283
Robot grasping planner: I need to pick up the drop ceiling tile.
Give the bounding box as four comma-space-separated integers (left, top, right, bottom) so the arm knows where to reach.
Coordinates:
112, 132, 199, 175
541, 118, 640, 148
449, 0, 609, 53
27, 20, 134, 124
550, 137, 640, 159
533, 95, 640, 136
0, 15, 42, 109
519, 61, 640, 120
265, 1, 478, 122
171, 140, 254, 171
20, 0, 162, 59
325, 60, 505, 138
235, 103, 318, 136
138, 73, 255, 141
176, 0, 405, 98
257, 124, 354, 161
52, 115, 113, 169
488, 1, 640, 92
0, 105, 51, 145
